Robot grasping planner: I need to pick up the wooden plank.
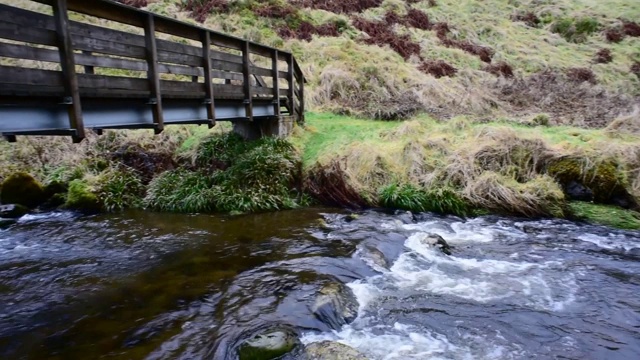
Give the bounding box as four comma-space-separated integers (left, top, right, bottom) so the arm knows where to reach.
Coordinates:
77, 74, 148, 91
297, 64, 305, 124
82, 50, 94, 74
272, 50, 280, 116
201, 30, 216, 127
53, 0, 84, 142
287, 53, 294, 117
242, 41, 253, 121
0, 42, 59, 62
72, 34, 146, 59
144, 13, 164, 133
250, 66, 272, 78
0, 20, 57, 46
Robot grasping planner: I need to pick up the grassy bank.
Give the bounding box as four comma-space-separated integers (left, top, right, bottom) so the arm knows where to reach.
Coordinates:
294, 112, 640, 228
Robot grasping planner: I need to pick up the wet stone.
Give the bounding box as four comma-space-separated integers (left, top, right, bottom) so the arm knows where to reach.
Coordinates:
0, 204, 29, 219
359, 245, 389, 270
238, 328, 300, 360
416, 233, 452, 255
312, 282, 359, 330
304, 341, 369, 360
0, 218, 17, 229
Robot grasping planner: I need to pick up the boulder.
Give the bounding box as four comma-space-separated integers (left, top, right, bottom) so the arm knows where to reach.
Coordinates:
360, 245, 389, 270
417, 233, 452, 255
238, 327, 300, 360
0, 204, 29, 219
304, 341, 368, 360
0, 172, 46, 208
564, 181, 593, 201
64, 180, 102, 214
312, 282, 359, 330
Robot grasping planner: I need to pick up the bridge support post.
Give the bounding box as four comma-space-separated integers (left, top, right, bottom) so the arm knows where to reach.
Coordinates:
143, 13, 164, 134
232, 117, 294, 141
52, 0, 85, 143
202, 30, 216, 128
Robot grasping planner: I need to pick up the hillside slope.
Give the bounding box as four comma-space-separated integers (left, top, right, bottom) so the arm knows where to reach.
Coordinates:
134, 0, 640, 126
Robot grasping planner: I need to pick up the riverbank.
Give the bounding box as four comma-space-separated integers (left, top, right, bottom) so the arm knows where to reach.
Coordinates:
1, 112, 639, 229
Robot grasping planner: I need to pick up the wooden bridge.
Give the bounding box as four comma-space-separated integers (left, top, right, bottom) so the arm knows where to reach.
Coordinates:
0, 0, 305, 142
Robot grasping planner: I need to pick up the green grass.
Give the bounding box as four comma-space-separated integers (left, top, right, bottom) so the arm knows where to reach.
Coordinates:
569, 201, 640, 229
292, 112, 399, 166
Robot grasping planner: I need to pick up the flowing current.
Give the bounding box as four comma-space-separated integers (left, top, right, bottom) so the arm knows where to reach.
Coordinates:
0, 209, 639, 359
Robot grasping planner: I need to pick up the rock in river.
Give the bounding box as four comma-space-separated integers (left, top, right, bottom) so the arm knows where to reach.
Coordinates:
312, 282, 359, 330
416, 233, 452, 255
0, 204, 29, 219
238, 327, 300, 360
304, 341, 368, 360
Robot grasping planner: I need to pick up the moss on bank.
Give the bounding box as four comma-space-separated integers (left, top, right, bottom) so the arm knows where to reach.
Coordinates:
569, 201, 640, 229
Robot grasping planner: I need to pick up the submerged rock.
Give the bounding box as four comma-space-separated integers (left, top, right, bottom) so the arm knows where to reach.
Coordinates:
238, 327, 300, 360
0, 218, 17, 229
0, 172, 46, 208
304, 341, 368, 360
417, 233, 452, 255
359, 245, 389, 270
312, 282, 359, 330
0, 204, 29, 219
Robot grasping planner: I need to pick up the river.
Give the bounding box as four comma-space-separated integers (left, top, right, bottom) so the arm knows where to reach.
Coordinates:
0, 208, 639, 359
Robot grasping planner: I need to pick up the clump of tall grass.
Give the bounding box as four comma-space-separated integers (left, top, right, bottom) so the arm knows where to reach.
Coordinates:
144, 169, 217, 213
379, 182, 469, 216
550, 17, 600, 43
96, 167, 145, 212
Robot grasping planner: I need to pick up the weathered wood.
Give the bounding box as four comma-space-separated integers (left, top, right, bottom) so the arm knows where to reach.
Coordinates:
272, 50, 280, 116
242, 41, 253, 121
287, 53, 295, 117
202, 30, 216, 127
144, 13, 164, 133
0, 20, 57, 46
297, 62, 305, 124
72, 34, 147, 59
53, 0, 84, 142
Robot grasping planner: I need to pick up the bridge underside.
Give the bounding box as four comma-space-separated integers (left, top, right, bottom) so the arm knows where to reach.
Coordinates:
0, 97, 293, 141
0, 97, 288, 138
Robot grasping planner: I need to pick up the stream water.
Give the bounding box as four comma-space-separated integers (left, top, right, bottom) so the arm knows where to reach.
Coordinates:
0, 208, 639, 359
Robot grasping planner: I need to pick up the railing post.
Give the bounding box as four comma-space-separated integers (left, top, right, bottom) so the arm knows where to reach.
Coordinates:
143, 13, 164, 134
287, 53, 294, 119
296, 61, 304, 125
82, 51, 94, 74
52, 0, 85, 143
202, 30, 216, 128
271, 50, 280, 117
242, 40, 253, 121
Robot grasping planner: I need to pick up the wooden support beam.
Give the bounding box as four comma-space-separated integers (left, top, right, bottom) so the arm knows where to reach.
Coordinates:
52, 0, 84, 142
242, 40, 253, 121
296, 60, 304, 125
287, 53, 294, 118
271, 50, 280, 117
202, 30, 216, 128
143, 13, 164, 134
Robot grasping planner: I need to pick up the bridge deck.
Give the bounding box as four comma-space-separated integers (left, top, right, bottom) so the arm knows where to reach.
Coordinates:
0, 0, 305, 142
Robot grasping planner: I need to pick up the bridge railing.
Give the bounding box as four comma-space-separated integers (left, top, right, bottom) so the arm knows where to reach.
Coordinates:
0, 0, 305, 142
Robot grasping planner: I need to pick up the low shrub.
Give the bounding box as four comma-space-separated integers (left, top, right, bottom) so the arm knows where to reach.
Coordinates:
566, 67, 597, 84
484, 61, 514, 78
353, 17, 422, 60
631, 61, 640, 79
604, 28, 624, 43
622, 20, 640, 37
512, 12, 540, 28
419, 60, 457, 78
436, 30, 494, 63
96, 168, 145, 212
551, 17, 599, 43
144, 170, 217, 213
593, 48, 613, 64
379, 183, 469, 216
181, 0, 229, 22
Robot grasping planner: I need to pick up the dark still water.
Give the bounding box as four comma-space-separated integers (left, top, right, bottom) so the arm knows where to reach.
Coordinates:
0, 209, 639, 359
